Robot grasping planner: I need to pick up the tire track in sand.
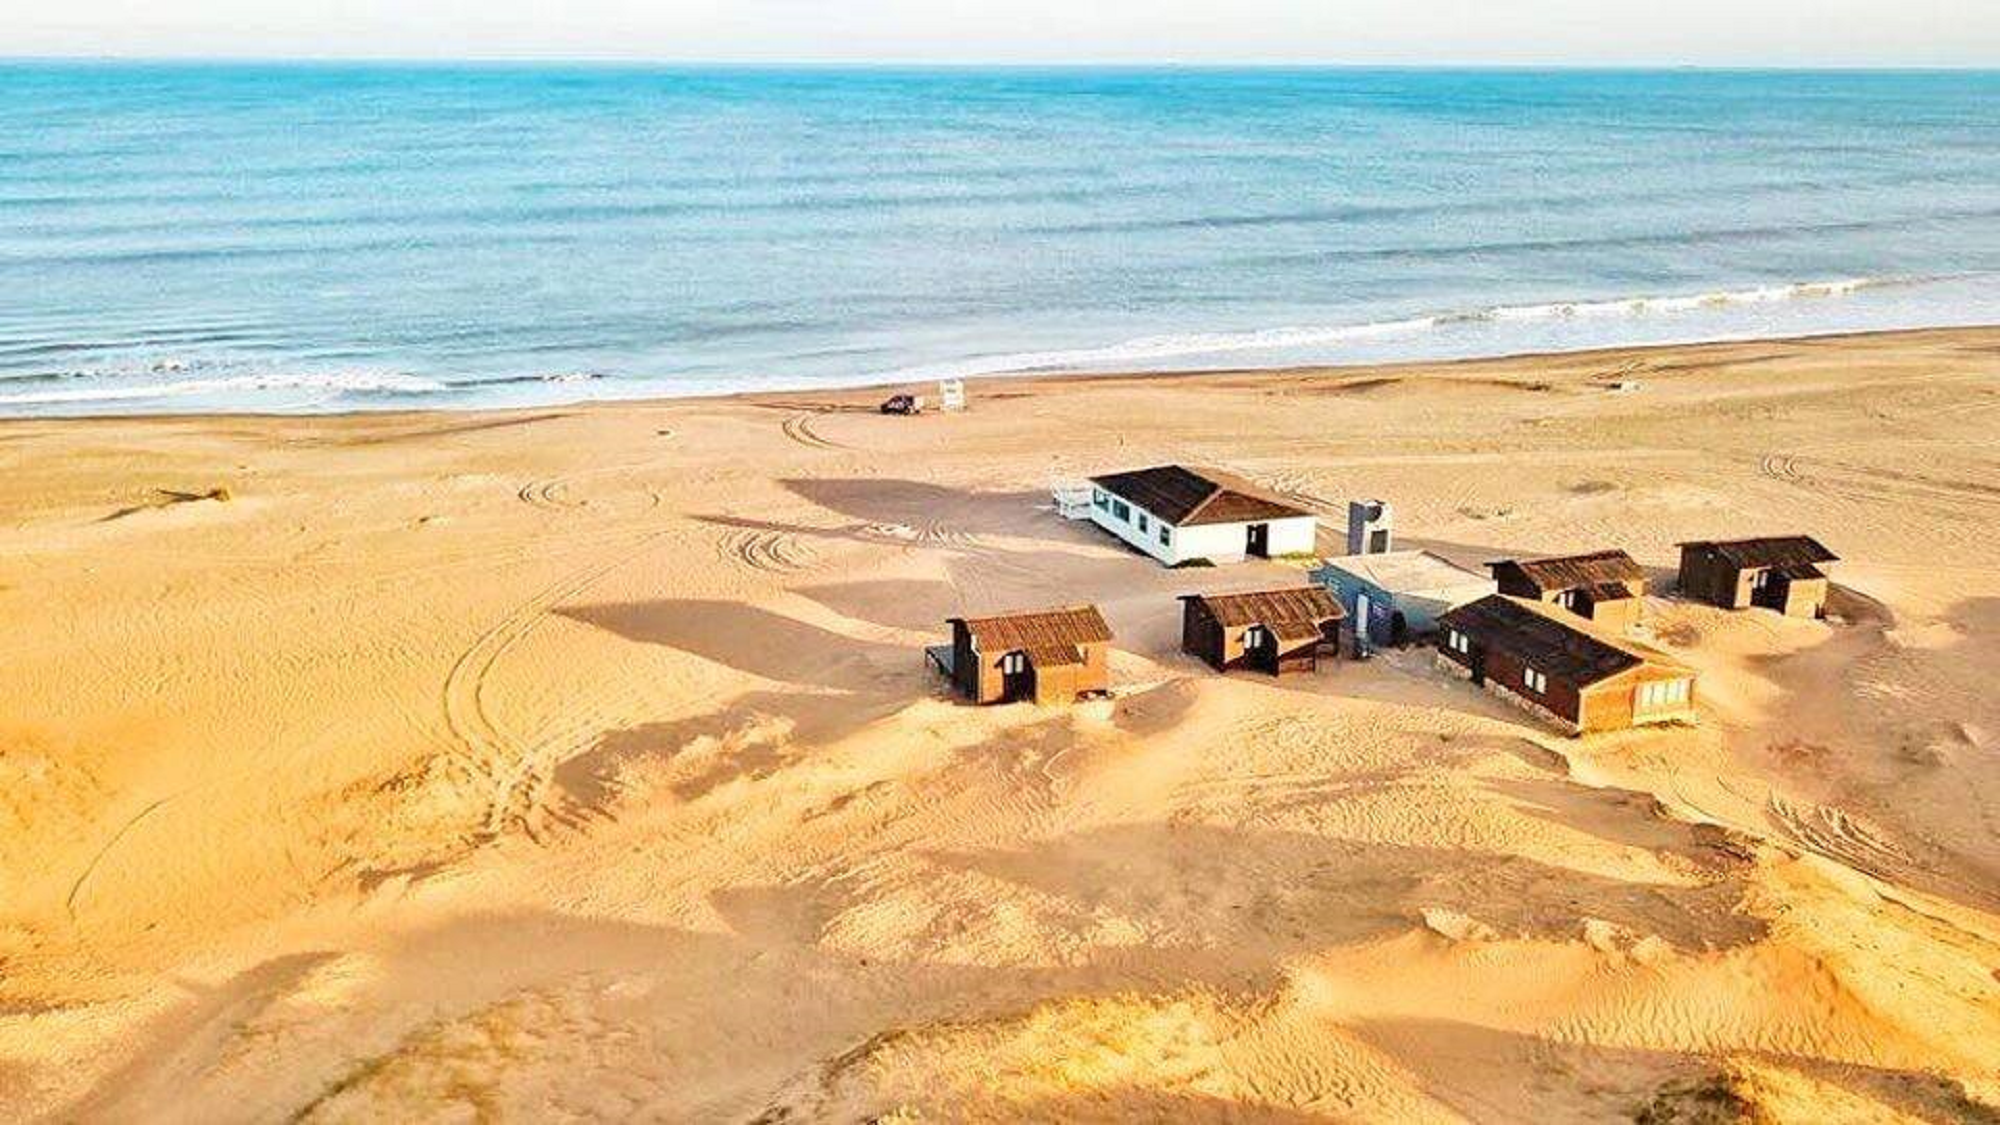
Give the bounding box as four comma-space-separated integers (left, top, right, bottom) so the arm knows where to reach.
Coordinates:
65, 792, 182, 926
440, 531, 674, 844
517, 477, 585, 511
714, 526, 825, 575
782, 412, 847, 451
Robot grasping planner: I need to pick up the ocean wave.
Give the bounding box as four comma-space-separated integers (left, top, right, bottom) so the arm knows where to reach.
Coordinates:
878, 277, 1900, 381
450, 370, 606, 388
0, 371, 448, 406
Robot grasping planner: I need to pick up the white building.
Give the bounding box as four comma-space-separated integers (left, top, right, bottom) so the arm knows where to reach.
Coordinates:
1087, 465, 1318, 567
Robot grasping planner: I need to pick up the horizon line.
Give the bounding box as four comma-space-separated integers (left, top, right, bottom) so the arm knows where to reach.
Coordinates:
3, 55, 1998, 72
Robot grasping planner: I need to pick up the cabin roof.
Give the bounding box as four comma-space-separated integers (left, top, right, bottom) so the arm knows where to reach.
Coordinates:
954, 604, 1113, 653
1317, 550, 1493, 596
1680, 535, 1837, 570
1089, 465, 1311, 527
1491, 549, 1646, 591
1022, 643, 1086, 669
1440, 595, 1688, 687
1182, 587, 1345, 628
1579, 581, 1641, 603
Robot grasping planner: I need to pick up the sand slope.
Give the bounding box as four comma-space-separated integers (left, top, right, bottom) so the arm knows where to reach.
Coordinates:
3, 328, 1999, 1121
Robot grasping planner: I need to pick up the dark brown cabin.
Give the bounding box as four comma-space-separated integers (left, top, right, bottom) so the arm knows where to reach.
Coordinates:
1436, 595, 1697, 735
1180, 587, 1344, 676
1676, 536, 1837, 618
928, 604, 1113, 706
1488, 549, 1647, 631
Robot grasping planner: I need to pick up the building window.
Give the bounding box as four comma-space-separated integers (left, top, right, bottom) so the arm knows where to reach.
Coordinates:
1159, 525, 1172, 546
1523, 667, 1548, 694
1245, 625, 1270, 648
1092, 489, 1108, 509
1111, 500, 1131, 522
999, 652, 1027, 674
1446, 629, 1471, 654
1751, 569, 1770, 589
1640, 679, 1691, 709
1137, 512, 1149, 532
1557, 590, 1577, 609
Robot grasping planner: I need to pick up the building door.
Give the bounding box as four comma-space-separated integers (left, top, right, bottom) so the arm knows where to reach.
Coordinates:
999, 651, 1035, 703
1750, 569, 1786, 612
1245, 523, 1270, 557
1244, 625, 1276, 673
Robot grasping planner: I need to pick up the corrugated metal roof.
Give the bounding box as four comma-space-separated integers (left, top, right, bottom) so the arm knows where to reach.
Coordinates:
1022, 643, 1086, 668
1439, 595, 1688, 687
955, 604, 1113, 652
1579, 581, 1640, 603
1183, 586, 1345, 628
1317, 550, 1494, 595
1680, 536, 1838, 570
1493, 549, 1646, 591
1089, 465, 1311, 527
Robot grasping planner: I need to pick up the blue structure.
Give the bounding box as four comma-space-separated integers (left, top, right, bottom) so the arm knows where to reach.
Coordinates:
1311, 551, 1496, 653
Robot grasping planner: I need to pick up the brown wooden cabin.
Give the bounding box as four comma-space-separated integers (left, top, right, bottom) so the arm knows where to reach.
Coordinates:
1435, 595, 1697, 735
1180, 587, 1344, 676
1676, 536, 1837, 618
1488, 549, 1647, 631
928, 604, 1113, 706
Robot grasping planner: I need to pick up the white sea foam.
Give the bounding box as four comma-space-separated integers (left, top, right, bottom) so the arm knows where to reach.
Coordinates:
0, 371, 448, 407
879, 277, 1893, 382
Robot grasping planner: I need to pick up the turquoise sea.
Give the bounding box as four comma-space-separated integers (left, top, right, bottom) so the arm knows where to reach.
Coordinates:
2, 64, 1997, 414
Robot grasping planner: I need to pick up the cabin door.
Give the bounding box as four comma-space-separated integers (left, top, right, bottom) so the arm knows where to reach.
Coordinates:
1245, 523, 1270, 557
1244, 625, 1277, 674
1750, 569, 1787, 612
999, 651, 1035, 703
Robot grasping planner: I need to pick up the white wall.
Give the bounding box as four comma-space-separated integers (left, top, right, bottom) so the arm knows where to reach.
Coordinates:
1264, 516, 1317, 556
1088, 488, 1317, 566
1088, 490, 1176, 564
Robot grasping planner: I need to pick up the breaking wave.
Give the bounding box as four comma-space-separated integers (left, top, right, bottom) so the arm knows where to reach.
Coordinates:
0, 370, 448, 407
879, 277, 1900, 382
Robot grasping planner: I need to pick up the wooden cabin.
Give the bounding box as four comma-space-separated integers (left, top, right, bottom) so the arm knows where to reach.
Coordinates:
1180, 587, 1345, 676
1088, 465, 1318, 566
928, 604, 1113, 706
1435, 595, 1697, 735
1676, 536, 1837, 618
1488, 549, 1647, 631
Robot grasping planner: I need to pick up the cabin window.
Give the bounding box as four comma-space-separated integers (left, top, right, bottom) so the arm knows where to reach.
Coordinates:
1111, 500, 1131, 522
1092, 489, 1109, 509
1158, 525, 1172, 546
1137, 512, 1149, 532
1446, 629, 1472, 655
1640, 679, 1691, 709
999, 652, 1027, 674
1751, 569, 1771, 589
1523, 667, 1548, 695
1557, 590, 1577, 609
1245, 625, 1270, 648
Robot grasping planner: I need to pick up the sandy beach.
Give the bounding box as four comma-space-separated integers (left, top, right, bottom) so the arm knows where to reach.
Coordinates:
3, 326, 1999, 1121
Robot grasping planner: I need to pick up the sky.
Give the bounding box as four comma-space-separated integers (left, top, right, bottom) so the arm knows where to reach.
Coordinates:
6, 0, 1996, 66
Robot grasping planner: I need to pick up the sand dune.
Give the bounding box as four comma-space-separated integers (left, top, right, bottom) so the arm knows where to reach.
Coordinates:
3, 328, 2000, 1121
